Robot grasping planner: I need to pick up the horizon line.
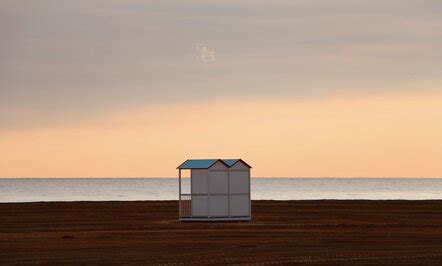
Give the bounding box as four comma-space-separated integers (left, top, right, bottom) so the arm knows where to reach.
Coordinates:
1, 176, 441, 179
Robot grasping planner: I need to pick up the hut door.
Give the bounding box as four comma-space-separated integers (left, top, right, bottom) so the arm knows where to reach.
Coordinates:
208, 170, 229, 217
191, 169, 209, 217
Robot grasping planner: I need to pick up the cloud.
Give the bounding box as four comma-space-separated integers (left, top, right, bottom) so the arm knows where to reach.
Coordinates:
196, 44, 216, 63
1, 0, 441, 130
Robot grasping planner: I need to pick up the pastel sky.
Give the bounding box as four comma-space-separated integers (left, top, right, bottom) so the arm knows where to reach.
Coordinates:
1, 0, 441, 177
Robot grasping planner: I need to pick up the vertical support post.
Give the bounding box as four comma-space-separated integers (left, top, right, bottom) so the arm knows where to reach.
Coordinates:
248, 168, 251, 220
190, 169, 193, 218
207, 169, 210, 219
178, 169, 181, 219
228, 168, 231, 218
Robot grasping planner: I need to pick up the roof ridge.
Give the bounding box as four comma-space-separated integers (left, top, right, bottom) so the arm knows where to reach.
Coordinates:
177, 158, 251, 169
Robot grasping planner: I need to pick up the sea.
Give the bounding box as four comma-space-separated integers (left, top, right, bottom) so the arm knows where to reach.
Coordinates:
0, 178, 441, 203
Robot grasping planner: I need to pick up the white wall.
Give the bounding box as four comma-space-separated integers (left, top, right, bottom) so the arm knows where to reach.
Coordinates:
209, 195, 229, 217
230, 195, 249, 217
210, 160, 229, 170
229, 164, 250, 217
192, 195, 208, 217
189, 160, 251, 218
207, 161, 229, 217
209, 170, 228, 194
191, 169, 208, 194
229, 161, 249, 170
229, 170, 249, 194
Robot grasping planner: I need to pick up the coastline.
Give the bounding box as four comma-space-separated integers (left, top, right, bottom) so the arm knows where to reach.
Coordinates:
1, 200, 442, 264
2, 178, 442, 202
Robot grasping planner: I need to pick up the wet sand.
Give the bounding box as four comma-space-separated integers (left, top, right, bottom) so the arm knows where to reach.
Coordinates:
1, 200, 442, 265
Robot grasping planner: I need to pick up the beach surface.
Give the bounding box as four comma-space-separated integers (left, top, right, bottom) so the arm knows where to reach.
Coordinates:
1, 200, 442, 265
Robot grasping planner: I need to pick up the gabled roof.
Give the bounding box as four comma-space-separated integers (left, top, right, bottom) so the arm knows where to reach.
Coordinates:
222, 159, 239, 167
177, 159, 251, 169
177, 159, 227, 169
222, 159, 252, 168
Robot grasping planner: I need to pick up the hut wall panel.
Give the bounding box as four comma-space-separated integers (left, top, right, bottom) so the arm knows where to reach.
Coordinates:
192, 195, 208, 217
209, 195, 229, 217
229, 170, 249, 194
208, 170, 228, 194
229, 161, 249, 170
230, 195, 249, 217
191, 169, 208, 194
210, 161, 229, 170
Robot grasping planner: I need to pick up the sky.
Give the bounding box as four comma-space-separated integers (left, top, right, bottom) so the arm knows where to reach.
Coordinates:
1, 0, 442, 177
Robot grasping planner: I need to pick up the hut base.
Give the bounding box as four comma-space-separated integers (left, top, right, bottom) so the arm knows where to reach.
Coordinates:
179, 217, 251, 222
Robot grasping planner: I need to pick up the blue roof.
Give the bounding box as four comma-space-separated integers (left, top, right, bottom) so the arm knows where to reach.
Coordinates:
177, 159, 251, 169
177, 159, 220, 169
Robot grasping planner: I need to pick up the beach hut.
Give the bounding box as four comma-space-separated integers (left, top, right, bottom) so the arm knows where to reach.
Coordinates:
177, 159, 252, 221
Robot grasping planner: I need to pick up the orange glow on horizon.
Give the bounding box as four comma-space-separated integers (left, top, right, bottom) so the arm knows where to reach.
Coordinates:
1, 91, 442, 178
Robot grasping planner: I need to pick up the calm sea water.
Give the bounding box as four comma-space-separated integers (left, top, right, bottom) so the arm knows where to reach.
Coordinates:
0, 178, 441, 203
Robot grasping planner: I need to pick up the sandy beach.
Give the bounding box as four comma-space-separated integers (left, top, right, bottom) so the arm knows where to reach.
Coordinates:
1, 200, 442, 264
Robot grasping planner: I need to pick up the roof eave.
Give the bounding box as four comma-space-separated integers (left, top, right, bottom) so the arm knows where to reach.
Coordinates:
230, 159, 252, 169
211, 159, 230, 168
176, 159, 190, 169
177, 159, 230, 169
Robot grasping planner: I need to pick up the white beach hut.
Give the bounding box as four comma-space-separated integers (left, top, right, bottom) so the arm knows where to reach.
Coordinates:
177, 159, 252, 221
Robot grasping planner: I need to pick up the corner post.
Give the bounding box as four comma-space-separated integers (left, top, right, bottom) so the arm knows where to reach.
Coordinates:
207, 169, 210, 219
190, 169, 193, 219
228, 168, 231, 218
249, 168, 251, 220
178, 169, 181, 219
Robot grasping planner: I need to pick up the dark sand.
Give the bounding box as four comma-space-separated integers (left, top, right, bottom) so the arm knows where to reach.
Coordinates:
1, 201, 442, 265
